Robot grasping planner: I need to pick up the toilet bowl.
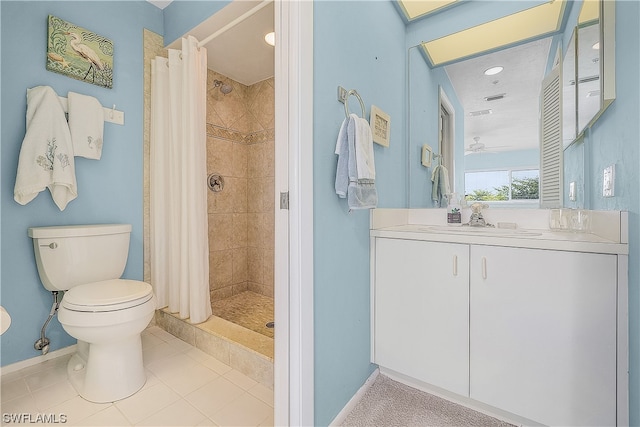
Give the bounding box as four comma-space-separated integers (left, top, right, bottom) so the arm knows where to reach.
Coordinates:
29, 224, 156, 403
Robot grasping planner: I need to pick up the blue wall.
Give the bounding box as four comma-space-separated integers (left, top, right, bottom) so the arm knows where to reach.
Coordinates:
465, 148, 539, 171
0, 1, 163, 366
313, 1, 406, 424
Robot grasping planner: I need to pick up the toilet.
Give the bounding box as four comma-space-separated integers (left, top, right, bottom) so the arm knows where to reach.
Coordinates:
28, 224, 156, 403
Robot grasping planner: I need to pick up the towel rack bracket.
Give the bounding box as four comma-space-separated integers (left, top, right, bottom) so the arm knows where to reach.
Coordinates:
337, 86, 348, 104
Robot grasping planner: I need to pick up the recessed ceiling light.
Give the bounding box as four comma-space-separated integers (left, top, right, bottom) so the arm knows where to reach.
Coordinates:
264, 32, 275, 47
484, 66, 504, 76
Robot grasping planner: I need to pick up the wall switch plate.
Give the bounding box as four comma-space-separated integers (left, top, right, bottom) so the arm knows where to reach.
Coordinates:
603, 164, 615, 197
569, 181, 577, 201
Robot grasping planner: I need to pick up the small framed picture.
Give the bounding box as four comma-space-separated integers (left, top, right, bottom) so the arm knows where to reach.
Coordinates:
421, 144, 433, 167
370, 105, 391, 147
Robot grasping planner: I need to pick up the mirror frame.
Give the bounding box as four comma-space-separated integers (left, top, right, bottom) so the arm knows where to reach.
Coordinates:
566, 0, 616, 146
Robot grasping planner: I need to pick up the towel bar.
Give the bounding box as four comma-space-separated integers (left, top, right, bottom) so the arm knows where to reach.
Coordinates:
338, 87, 366, 119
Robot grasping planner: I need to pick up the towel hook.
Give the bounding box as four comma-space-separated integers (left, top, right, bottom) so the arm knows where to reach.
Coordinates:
344, 89, 366, 119
111, 104, 116, 119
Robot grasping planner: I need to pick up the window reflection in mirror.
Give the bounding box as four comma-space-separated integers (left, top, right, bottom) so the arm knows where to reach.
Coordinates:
562, 30, 577, 147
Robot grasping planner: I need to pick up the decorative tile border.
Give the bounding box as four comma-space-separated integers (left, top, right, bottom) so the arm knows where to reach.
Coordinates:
206, 124, 274, 145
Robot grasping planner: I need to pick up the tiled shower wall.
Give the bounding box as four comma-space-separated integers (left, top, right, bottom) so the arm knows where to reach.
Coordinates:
206, 71, 275, 302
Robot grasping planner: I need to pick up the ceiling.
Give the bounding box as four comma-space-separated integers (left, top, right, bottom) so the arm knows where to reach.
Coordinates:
151, 0, 564, 152
158, 0, 274, 86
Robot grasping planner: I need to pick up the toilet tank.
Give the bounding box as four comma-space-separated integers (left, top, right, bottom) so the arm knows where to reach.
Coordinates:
28, 224, 132, 292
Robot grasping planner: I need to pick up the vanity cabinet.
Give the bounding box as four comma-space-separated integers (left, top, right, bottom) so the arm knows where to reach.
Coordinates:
374, 238, 469, 396
469, 245, 617, 427
373, 238, 619, 426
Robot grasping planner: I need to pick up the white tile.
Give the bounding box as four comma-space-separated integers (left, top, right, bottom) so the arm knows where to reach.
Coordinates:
31, 379, 77, 410
148, 327, 177, 342
140, 369, 160, 391
248, 383, 274, 407
23, 364, 68, 392
184, 377, 245, 419
74, 405, 132, 426
184, 346, 211, 363
166, 337, 193, 352
1, 393, 39, 414
209, 393, 272, 427
160, 362, 219, 397
223, 369, 257, 390
1, 370, 26, 383
136, 398, 207, 426
196, 418, 219, 426
48, 395, 111, 425
196, 353, 233, 376
1, 378, 30, 403
142, 341, 181, 365
146, 352, 197, 378
141, 331, 164, 349
258, 411, 274, 426
115, 383, 180, 424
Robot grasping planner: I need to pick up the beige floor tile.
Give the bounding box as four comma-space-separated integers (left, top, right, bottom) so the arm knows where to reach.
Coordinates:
115, 383, 181, 424
146, 352, 197, 378
142, 341, 182, 365
159, 363, 219, 397
248, 383, 274, 407
209, 393, 272, 427
23, 364, 68, 392
184, 377, 245, 419
1, 377, 30, 403
49, 395, 110, 425
224, 369, 257, 391
1, 393, 39, 414
75, 405, 132, 426
136, 399, 208, 426
31, 379, 77, 410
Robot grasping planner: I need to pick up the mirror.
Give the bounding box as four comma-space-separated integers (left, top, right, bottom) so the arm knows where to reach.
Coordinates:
409, 0, 616, 208
409, 37, 551, 208
562, 29, 577, 147
565, 0, 616, 145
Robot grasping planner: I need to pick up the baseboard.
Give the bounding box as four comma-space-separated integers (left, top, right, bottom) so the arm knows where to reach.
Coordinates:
0, 344, 77, 376
329, 368, 380, 426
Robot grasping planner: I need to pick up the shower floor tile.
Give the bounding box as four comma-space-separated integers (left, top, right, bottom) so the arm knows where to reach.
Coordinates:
211, 291, 274, 339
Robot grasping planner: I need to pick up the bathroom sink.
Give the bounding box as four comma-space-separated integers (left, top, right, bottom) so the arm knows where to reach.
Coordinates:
419, 225, 542, 237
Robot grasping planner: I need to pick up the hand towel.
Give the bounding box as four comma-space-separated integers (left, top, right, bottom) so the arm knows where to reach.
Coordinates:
68, 91, 104, 159
334, 116, 350, 198
334, 114, 378, 210
353, 116, 375, 180
431, 164, 450, 206
14, 86, 77, 210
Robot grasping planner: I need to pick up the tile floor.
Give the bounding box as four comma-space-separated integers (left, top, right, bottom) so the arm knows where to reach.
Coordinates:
0, 326, 273, 426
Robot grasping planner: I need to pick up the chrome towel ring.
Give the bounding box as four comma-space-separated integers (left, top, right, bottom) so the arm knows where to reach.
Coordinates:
344, 89, 366, 119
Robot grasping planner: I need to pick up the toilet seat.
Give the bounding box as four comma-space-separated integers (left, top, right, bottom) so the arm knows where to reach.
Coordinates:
62, 279, 153, 312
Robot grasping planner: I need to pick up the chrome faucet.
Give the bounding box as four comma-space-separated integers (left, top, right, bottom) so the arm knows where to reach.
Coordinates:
467, 202, 493, 227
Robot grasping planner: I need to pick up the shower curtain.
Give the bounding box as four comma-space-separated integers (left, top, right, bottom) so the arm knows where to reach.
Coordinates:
150, 36, 211, 324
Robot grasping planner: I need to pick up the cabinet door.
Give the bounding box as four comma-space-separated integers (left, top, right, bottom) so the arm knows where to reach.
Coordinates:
374, 238, 469, 396
470, 245, 617, 426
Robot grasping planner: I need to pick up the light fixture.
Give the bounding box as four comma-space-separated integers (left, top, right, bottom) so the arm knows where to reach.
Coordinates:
264, 31, 275, 46
484, 66, 504, 76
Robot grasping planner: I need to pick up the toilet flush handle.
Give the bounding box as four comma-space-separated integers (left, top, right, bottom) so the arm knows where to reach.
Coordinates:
40, 242, 58, 249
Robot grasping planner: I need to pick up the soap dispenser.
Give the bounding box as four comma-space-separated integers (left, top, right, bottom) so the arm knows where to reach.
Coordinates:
447, 193, 462, 226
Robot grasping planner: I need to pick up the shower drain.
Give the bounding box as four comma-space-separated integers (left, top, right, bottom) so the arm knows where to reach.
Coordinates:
265, 321, 275, 329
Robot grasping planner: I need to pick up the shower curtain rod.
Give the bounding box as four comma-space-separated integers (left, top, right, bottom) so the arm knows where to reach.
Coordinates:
197, 0, 273, 48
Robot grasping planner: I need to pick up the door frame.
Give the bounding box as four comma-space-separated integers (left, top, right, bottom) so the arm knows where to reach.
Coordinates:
274, 1, 314, 425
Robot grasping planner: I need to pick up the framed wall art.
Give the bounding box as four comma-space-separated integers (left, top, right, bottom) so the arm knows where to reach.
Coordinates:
370, 105, 390, 147
47, 15, 113, 89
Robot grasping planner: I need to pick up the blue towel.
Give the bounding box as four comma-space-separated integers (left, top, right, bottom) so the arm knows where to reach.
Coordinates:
335, 114, 377, 210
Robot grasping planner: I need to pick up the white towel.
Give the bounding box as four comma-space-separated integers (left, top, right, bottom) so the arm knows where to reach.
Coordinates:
68, 91, 104, 159
353, 116, 375, 180
334, 116, 350, 198
335, 114, 378, 209
14, 86, 77, 210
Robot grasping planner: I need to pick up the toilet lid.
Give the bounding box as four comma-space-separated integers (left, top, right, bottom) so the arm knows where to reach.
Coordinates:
62, 279, 153, 312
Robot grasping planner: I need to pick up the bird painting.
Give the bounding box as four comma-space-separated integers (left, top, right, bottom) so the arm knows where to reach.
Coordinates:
65, 32, 104, 83
46, 15, 113, 89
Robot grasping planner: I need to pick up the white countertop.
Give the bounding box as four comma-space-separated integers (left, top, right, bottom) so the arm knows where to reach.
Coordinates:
371, 224, 628, 255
